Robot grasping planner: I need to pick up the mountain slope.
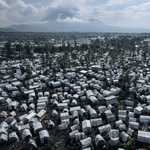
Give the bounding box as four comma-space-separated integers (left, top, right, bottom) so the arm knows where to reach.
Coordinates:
0, 27, 16, 32
6, 11, 150, 33
41, 10, 74, 22
8, 24, 34, 32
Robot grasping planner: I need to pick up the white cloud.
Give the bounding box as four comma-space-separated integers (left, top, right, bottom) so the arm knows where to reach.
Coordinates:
106, 0, 131, 6
49, 0, 86, 8
33, 3, 41, 6
0, 0, 150, 29
0, 0, 47, 27
0, 0, 9, 9
119, 2, 150, 28
57, 16, 88, 23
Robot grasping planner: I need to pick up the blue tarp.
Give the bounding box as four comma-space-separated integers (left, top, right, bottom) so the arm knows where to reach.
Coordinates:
114, 74, 117, 77
69, 89, 73, 94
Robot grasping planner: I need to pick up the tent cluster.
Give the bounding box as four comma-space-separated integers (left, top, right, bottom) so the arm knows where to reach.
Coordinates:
0, 47, 150, 150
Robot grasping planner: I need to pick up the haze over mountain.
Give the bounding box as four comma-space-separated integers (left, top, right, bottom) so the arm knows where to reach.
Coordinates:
1, 0, 150, 33
6, 11, 150, 33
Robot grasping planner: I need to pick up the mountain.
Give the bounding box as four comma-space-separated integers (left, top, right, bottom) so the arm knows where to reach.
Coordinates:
41, 10, 74, 22
6, 11, 150, 33
0, 27, 16, 32
8, 24, 35, 32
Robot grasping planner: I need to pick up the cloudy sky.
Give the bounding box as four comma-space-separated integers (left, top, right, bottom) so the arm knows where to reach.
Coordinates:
0, 0, 150, 29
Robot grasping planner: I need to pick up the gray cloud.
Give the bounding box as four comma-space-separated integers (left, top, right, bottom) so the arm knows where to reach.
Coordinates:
0, 0, 150, 29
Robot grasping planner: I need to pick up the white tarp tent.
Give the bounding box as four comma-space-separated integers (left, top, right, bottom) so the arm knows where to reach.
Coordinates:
80, 137, 91, 149
39, 130, 50, 144
137, 131, 150, 144
82, 120, 92, 134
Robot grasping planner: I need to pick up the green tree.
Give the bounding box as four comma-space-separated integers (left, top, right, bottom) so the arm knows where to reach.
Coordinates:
5, 41, 11, 58
25, 43, 31, 56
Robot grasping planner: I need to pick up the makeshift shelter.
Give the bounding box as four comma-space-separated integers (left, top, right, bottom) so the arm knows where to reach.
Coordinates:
71, 124, 79, 131
98, 124, 111, 134
72, 111, 78, 120
0, 97, 5, 103
128, 112, 135, 118
69, 130, 79, 140
5, 116, 13, 124
19, 114, 28, 122
105, 95, 117, 105
139, 115, 150, 124
71, 99, 77, 106
125, 100, 134, 107
10, 119, 17, 128
98, 106, 107, 114
11, 91, 21, 98
115, 120, 123, 128
134, 106, 143, 115
60, 112, 69, 121
27, 138, 37, 149
39, 130, 50, 144
129, 117, 137, 122
70, 106, 81, 114
143, 106, 150, 114
120, 132, 130, 143
73, 118, 79, 125
19, 124, 30, 134
19, 103, 28, 112
90, 118, 103, 127
24, 112, 36, 124
107, 115, 116, 122
127, 128, 134, 137
57, 103, 68, 110
74, 132, 86, 141
29, 103, 35, 110
59, 123, 68, 131
33, 122, 43, 135
82, 148, 91, 150
0, 121, 8, 129
5, 98, 12, 105
128, 122, 139, 130
80, 137, 91, 149
9, 111, 16, 117
28, 97, 34, 103
12, 123, 19, 131
97, 93, 105, 100
119, 124, 127, 131
137, 131, 150, 144
38, 92, 43, 97
109, 137, 119, 146
29, 92, 36, 99
73, 94, 79, 100
36, 109, 46, 120
82, 120, 92, 134
9, 131, 19, 143
0, 111, 8, 118
21, 129, 32, 141
86, 90, 94, 99
108, 129, 119, 138
79, 108, 87, 118
105, 110, 113, 117
8, 101, 19, 110
0, 134, 8, 144
88, 108, 97, 119
89, 96, 99, 105
52, 110, 58, 117
95, 134, 105, 147
0, 127, 7, 135
101, 90, 113, 97
52, 94, 58, 100
107, 104, 114, 111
